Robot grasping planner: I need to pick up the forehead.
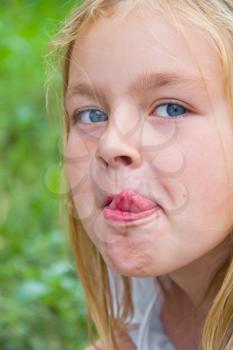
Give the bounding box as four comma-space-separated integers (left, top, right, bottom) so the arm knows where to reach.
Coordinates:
69, 3, 222, 93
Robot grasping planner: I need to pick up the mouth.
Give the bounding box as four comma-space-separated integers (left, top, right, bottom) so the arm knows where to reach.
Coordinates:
103, 195, 114, 208
102, 190, 162, 208
101, 189, 163, 223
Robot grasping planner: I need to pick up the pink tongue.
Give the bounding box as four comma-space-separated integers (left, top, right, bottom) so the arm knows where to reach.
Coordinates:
109, 190, 157, 212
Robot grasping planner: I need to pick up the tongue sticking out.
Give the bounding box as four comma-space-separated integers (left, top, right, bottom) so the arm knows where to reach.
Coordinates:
108, 190, 158, 213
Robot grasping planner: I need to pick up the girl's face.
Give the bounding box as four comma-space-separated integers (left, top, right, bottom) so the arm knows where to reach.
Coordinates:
65, 4, 233, 277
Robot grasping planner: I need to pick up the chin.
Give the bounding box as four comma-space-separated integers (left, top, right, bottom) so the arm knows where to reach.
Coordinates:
103, 251, 151, 277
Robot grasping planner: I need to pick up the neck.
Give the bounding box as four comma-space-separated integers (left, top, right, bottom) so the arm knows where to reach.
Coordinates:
167, 237, 231, 309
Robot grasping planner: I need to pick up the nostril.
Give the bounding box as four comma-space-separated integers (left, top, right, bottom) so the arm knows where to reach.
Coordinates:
115, 155, 132, 165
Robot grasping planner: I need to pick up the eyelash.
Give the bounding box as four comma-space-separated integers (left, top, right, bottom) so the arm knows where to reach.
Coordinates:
71, 102, 191, 124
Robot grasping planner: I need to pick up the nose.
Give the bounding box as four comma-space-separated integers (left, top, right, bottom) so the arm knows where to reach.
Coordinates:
96, 118, 142, 169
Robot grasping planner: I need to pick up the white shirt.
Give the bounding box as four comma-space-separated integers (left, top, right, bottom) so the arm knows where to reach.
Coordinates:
108, 267, 177, 350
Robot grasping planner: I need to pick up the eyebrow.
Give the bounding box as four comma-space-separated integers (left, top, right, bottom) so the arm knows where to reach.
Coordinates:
65, 71, 204, 101
127, 71, 203, 94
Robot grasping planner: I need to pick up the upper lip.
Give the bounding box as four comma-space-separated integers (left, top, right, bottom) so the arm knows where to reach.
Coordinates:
102, 189, 162, 211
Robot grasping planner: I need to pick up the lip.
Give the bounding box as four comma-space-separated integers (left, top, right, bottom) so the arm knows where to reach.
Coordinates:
102, 189, 163, 210
102, 189, 163, 225
103, 206, 162, 227
103, 206, 160, 222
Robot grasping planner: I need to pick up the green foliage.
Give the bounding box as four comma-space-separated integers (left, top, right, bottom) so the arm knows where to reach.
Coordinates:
0, 1, 90, 349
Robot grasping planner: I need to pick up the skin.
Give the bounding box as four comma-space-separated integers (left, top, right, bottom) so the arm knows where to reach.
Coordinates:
64, 3, 233, 348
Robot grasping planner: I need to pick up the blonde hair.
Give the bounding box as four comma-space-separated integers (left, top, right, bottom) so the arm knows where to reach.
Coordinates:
49, 1, 233, 349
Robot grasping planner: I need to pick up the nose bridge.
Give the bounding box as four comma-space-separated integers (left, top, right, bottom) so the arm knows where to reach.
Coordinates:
110, 102, 142, 143
96, 103, 143, 168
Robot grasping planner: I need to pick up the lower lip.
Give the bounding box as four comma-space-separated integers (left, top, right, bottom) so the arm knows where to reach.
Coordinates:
103, 206, 159, 222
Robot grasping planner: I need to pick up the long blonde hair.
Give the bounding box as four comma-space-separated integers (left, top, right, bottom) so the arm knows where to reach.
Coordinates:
49, 1, 233, 349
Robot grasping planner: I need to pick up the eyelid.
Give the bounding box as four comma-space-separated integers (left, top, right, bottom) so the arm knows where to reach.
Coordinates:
71, 106, 107, 124
152, 98, 192, 111
150, 99, 195, 118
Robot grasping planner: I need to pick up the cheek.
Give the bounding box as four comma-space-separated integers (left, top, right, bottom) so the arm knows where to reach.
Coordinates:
64, 132, 99, 221
193, 151, 229, 211
176, 129, 232, 233
65, 130, 90, 162
64, 131, 96, 186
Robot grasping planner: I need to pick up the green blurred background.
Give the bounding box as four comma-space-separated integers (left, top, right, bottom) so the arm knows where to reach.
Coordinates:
0, 1, 90, 349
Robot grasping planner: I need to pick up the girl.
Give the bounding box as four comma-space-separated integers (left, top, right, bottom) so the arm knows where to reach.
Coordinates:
50, 0, 233, 349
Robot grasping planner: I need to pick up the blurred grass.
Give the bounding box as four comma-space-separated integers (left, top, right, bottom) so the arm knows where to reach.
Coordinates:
0, 1, 90, 349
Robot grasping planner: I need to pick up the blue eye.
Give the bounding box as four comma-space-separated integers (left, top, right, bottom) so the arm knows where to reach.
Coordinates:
154, 103, 188, 118
72, 109, 108, 124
